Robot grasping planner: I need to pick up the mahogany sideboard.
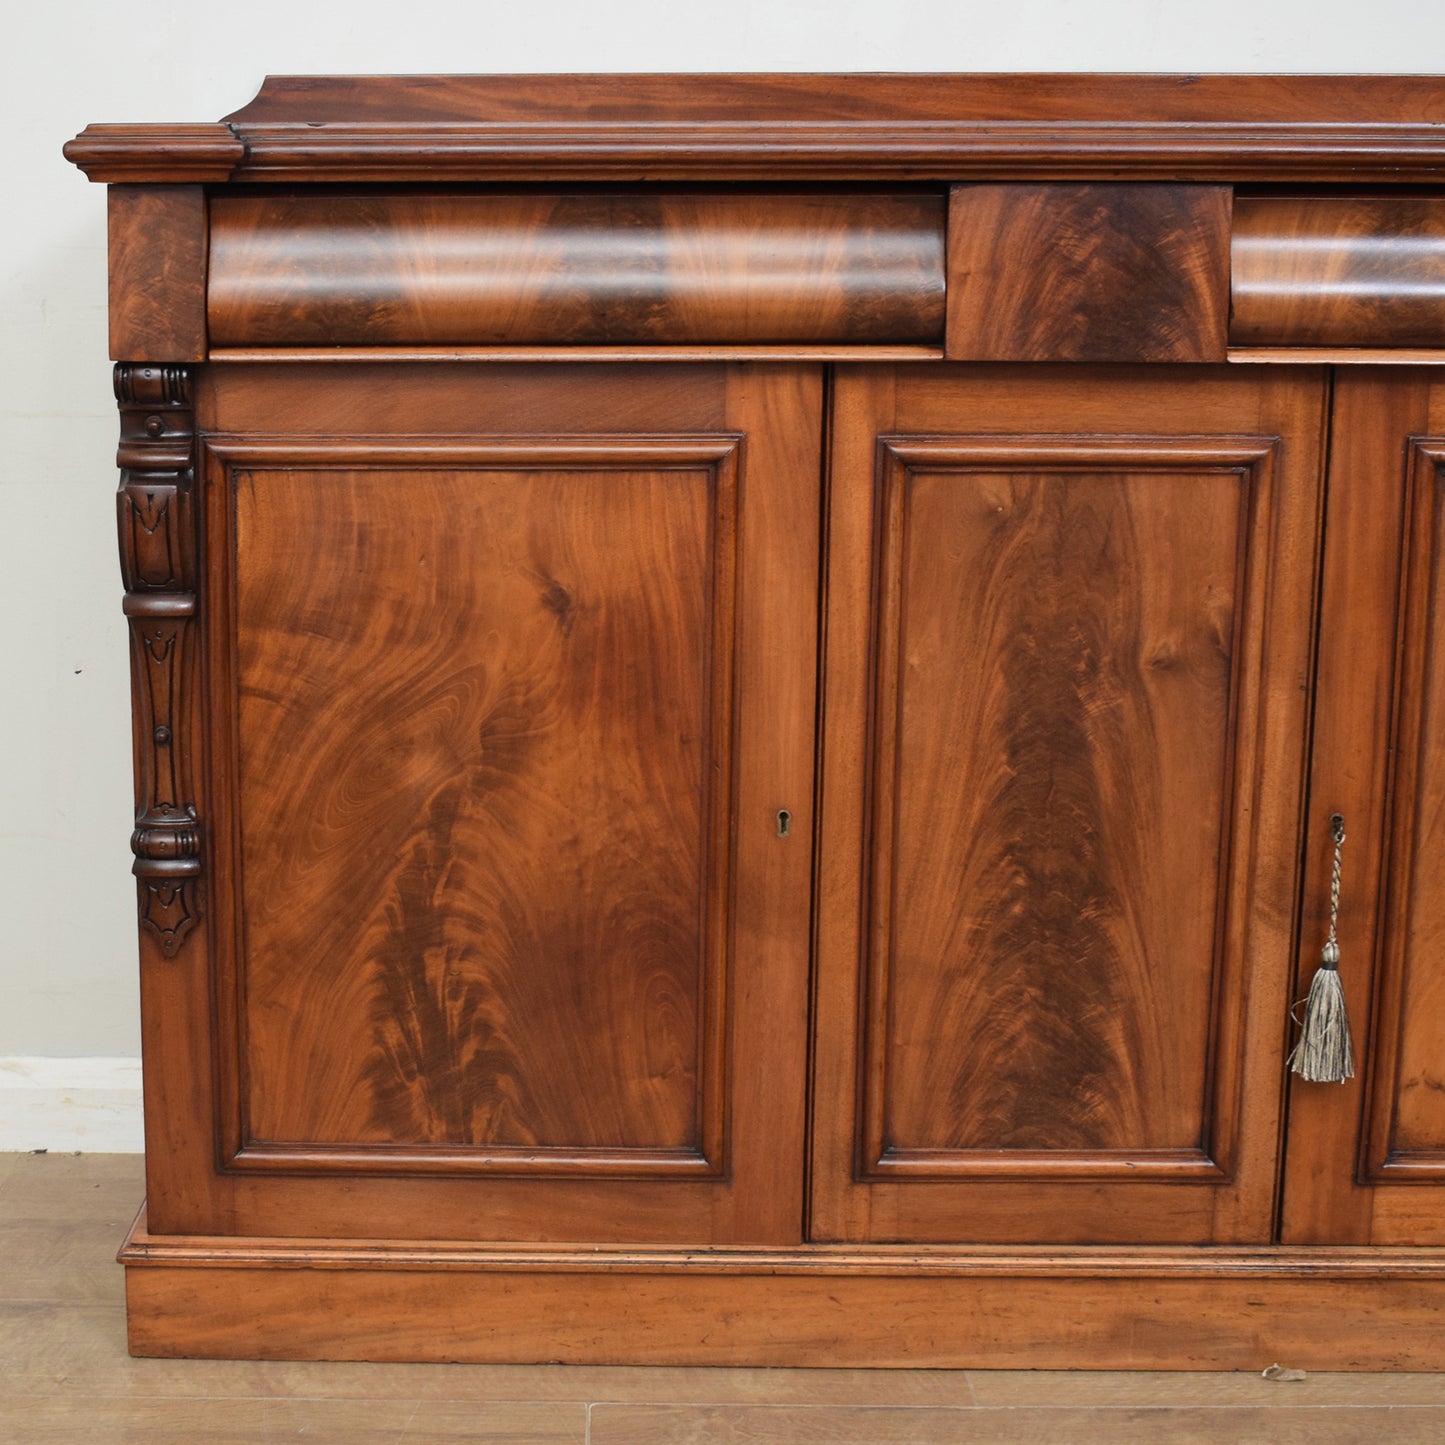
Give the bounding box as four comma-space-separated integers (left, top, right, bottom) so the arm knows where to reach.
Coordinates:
66, 73, 1445, 1367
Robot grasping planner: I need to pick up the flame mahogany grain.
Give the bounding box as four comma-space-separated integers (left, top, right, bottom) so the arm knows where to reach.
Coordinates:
66, 70, 1445, 1369
946, 184, 1230, 361
1232, 197, 1445, 349
107, 189, 207, 361
811, 365, 1328, 1246
65, 75, 1445, 183
207, 192, 946, 348
1282, 371, 1445, 1248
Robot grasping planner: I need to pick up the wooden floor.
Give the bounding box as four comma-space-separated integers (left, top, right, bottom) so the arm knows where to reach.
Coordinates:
5, 1154, 1445, 1443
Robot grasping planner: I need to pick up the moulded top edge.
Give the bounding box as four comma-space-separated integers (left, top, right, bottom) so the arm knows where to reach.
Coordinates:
64, 73, 1445, 185
220, 73, 1445, 127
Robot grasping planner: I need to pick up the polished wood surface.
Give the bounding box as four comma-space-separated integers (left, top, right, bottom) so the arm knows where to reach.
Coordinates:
107, 188, 207, 361
226, 440, 733, 1170
946, 184, 1229, 361
1371, 433, 1445, 1176
65, 74, 1445, 183
222, 73, 1445, 124
1288, 369, 1445, 1242
63, 123, 241, 182
115, 365, 202, 959
120, 1203, 1445, 1369
1233, 197, 1445, 348
208, 192, 946, 348
208, 344, 947, 362
812, 366, 1327, 1245
1282, 371, 1445, 1247
155, 362, 817, 1244
68, 71, 1445, 1370
866, 439, 1250, 1169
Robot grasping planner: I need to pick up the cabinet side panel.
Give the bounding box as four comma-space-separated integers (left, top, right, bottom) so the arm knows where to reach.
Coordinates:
874, 458, 1243, 1164
226, 451, 727, 1165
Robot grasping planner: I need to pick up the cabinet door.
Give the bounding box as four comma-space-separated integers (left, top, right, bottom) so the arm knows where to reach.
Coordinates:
1282, 369, 1445, 1245
811, 366, 1327, 1245
142, 363, 818, 1244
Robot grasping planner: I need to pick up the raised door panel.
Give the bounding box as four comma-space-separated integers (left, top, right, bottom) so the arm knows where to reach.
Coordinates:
812, 367, 1327, 1245
224, 439, 733, 1177
140, 363, 818, 1243
1282, 370, 1445, 1245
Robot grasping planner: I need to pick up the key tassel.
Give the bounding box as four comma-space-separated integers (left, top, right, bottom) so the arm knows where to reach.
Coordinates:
1289, 813, 1355, 1084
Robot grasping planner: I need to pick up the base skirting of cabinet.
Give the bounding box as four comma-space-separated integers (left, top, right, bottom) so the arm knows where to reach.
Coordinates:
121, 1208, 1445, 1369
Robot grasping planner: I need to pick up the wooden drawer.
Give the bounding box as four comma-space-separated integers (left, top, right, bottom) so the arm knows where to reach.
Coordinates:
1232, 196, 1445, 349
207, 191, 947, 348
945, 183, 1232, 362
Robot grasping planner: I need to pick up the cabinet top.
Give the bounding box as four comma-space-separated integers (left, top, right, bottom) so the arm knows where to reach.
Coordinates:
65, 72, 1445, 185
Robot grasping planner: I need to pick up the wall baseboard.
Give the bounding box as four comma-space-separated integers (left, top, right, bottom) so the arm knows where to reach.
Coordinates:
0, 1056, 144, 1152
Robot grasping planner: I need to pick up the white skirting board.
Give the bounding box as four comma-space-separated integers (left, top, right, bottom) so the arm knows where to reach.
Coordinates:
0, 1057, 144, 1152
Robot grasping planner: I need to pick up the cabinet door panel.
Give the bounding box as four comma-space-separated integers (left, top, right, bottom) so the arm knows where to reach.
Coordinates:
813, 367, 1327, 1245
143, 363, 818, 1243
227, 444, 731, 1172
1283, 370, 1445, 1245
872, 441, 1245, 1173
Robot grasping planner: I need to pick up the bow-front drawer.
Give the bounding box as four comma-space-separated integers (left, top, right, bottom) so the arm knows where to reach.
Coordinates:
207, 191, 947, 349
1231, 195, 1445, 350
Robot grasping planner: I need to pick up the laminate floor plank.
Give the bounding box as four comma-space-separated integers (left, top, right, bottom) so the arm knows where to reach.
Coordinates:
588, 1403, 1445, 1444
2, 1153, 143, 1222
0, 1395, 582, 1444
0, 1151, 24, 1196
0, 1220, 128, 1305
394, 1400, 587, 1440
968, 1368, 1445, 1406
0, 1395, 406, 1444
0, 1302, 974, 1406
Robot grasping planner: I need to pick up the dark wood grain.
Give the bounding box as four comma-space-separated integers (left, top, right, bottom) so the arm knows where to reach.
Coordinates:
1364, 437, 1445, 1175
207, 192, 945, 348
107, 188, 207, 361
114, 363, 224, 1238
1233, 197, 1445, 349
811, 365, 1327, 1246
867, 440, 1250, 1172
65, 76, 1445, 184
220, 73, 1445, 125
64, 123, 242, 182
115, 363, 201, 957
1279, 371, 1445, 1249
183, 362, 817, 1245
120, 1208, 1445, 1368
946, 184, 1230, 361
226, 440, 731, 1167
71, 70, 1445, 1370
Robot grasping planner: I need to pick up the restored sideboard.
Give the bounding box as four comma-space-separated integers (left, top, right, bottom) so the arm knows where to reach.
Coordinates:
65, 73, 1445, 1367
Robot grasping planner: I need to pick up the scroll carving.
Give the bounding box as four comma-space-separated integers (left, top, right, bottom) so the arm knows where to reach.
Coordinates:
115, 363, 200, 955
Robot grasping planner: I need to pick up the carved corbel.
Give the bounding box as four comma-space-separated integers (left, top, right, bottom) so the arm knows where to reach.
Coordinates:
115, 363, 200, 955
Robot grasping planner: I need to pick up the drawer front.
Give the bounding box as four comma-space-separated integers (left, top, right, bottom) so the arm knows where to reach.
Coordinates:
1232, 196, 1445, 349
207, 191, 947, 348
945, 183, 1232, 363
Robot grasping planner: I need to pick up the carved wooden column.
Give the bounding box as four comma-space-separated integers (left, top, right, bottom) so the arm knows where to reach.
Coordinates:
115, 362, 200, 955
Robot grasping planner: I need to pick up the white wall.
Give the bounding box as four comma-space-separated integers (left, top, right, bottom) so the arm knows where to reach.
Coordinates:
4, 0, 1444, 1143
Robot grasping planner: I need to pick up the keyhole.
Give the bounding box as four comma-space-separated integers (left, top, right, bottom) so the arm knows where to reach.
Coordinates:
776, 810, 791, 837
